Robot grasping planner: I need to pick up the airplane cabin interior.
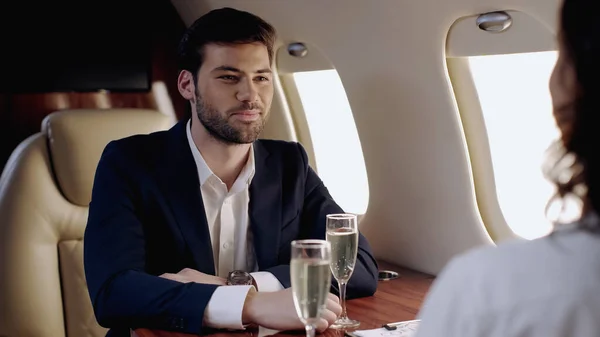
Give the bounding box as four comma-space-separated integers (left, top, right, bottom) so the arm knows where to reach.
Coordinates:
2, 0, 595, 336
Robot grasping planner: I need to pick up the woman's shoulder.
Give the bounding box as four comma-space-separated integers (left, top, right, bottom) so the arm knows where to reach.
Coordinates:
415, 223, 600, 337
441, 223, 600, 301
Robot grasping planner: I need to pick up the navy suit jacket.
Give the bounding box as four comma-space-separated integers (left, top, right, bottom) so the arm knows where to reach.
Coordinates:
84, 119, 379, 336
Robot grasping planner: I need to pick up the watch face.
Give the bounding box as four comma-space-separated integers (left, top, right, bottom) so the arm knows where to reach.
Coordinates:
227, 270, 253, 285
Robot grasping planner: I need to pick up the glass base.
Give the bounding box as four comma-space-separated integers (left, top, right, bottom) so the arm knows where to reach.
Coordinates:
330, 317, 360, 329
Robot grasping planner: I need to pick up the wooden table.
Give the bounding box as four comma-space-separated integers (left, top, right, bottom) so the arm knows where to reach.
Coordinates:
134, 261, 434, 337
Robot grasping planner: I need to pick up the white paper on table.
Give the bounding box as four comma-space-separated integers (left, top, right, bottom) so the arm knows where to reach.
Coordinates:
257, 326, 281, 337
351, 320, 420, 337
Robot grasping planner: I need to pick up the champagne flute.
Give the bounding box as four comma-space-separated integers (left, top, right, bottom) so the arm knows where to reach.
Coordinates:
326, 213, 360, 329
291, 239, 333, 337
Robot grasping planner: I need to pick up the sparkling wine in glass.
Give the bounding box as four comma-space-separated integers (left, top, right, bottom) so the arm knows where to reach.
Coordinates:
326, 213, 360, 329
291, 240, 332, 337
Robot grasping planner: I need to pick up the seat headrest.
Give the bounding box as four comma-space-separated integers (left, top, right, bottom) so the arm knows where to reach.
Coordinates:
42, 109, 172, 206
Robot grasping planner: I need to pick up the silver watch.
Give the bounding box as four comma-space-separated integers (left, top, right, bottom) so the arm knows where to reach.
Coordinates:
226, 270, 254, 286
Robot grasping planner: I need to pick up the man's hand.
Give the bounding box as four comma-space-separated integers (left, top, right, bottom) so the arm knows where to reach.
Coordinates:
242, 288, 342, 332
159, 268, 226, 286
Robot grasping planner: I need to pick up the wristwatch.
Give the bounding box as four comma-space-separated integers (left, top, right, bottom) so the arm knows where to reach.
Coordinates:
226, 270, 254, 286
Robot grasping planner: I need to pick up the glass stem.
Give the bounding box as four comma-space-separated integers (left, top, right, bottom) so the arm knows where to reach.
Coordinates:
305, 324, 316, 337
339, 280, 348, 319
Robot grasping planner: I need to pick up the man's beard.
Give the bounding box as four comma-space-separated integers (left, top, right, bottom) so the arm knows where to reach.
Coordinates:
195, 93, 267, 144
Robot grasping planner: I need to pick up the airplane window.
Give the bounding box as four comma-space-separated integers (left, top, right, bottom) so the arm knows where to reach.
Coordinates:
467, 50, 575, 240
291, 69, 369, 215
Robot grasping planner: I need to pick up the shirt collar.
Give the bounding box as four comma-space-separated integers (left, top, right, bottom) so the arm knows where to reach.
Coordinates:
186, 119, 255, 189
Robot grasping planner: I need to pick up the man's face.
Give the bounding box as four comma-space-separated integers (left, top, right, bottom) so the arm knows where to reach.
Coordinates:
194, 42, 274, 144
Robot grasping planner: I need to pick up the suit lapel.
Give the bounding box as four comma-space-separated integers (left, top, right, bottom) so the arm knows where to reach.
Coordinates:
249, 141, 282, 269
155, 120, 215, 275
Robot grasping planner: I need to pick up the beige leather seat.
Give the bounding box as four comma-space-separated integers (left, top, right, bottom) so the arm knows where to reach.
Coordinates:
0, 109, 172, 337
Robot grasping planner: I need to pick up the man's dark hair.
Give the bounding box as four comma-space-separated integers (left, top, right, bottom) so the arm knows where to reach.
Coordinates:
177, 7, 277, 81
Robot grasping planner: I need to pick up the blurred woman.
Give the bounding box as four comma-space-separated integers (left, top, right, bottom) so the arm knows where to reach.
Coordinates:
415, 0, 600, 335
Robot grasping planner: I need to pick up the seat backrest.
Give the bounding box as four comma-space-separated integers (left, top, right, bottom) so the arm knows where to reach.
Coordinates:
0, 109, 172, 337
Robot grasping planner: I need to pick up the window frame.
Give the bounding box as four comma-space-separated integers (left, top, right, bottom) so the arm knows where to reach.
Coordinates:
445, 10, 558, 241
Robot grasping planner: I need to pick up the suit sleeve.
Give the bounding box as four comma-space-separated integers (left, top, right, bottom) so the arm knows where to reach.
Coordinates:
265, 143, 379, 298
84, 141, 219, 335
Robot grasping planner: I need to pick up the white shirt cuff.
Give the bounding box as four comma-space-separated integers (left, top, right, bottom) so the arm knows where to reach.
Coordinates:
251, 271, 284, 292
203, 285, 253, 330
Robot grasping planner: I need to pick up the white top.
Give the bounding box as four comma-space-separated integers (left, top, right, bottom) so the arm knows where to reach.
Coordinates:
186, 120, 283, 329
414, 222, 600, 337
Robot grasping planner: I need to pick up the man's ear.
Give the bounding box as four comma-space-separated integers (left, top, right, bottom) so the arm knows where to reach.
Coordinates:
177, 70, 196, 100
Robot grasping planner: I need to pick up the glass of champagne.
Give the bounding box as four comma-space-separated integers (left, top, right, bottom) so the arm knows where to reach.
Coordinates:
291, 239, 333, 337
326, 213, 360, 329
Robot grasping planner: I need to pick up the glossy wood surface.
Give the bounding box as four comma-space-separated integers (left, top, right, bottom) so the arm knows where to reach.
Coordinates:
133, 261, 434, 337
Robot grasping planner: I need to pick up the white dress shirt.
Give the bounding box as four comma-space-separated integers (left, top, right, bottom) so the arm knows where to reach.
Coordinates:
414, 221, 600, 337
185, 120, 283, 329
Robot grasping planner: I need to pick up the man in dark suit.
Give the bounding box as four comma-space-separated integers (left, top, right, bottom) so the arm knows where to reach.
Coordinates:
84, 7, 378, 337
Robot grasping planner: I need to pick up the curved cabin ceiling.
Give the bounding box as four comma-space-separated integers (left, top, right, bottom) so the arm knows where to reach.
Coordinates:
170, 0, 561, 275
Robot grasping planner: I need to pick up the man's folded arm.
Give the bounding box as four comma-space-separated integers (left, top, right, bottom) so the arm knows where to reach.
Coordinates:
251, 271, 285, 292
203, 273, 283, 329
203, 285, 256, 329
261, 266, 292, 288
84, 142, 218, 335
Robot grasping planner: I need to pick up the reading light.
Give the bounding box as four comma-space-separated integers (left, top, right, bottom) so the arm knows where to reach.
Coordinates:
476, 11, 513, 33
288, 42, 308, 57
